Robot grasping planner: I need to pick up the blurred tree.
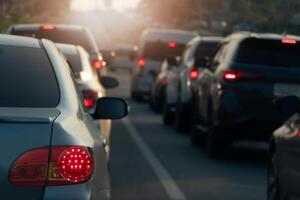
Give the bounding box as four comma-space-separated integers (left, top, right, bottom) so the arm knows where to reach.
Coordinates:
136, 0, 300, 33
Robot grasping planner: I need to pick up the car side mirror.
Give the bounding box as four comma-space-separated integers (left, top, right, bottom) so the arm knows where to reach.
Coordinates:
166, 56, 178, 66
275, 96, 300, 114
100, 76, 119, 89
92, 97, 128, 120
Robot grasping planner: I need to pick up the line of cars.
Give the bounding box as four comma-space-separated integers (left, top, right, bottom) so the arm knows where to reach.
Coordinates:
131, 29, 300, 200
1, 24, 128, 199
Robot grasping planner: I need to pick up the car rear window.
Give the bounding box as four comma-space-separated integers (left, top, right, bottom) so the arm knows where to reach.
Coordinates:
12, 29, 94, 53
235, 38, 300, 68
0, 46, 60, 107
195, 42, 219, 59
143, 41, 186, 61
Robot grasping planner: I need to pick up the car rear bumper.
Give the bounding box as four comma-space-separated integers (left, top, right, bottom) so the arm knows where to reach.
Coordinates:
42, 184, 110, 200
277, 141, 300, 200
216, 119, 284, 141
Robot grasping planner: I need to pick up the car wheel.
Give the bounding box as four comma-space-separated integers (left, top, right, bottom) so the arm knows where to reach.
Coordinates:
206, 128, 226, 157
190, 125, 206, 146
175, 99, 190, 132
150, 95, 160, 112
267, 149, 280, 200
131, 91, 142, 101
162, 99, 174, 125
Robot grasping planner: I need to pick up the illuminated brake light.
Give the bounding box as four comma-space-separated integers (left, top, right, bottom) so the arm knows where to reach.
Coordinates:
42, 24, 54, 30
168, 42, 177, 48
9, 146, 93, 186
224, 72, 238, 80
82, 90, 99, 108
189, 69, 199, 79
92, 59, 103, 70
138, 58, 145, 68
223, 70, 263, 81
282, 39, 297, 44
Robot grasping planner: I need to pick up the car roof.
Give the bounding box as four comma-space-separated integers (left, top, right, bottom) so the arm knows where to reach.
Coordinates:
10, 24, 85, 32
56, 43, 79, 55
0, 34, 40, 48
188, 36, 223, 45
228, 32, 300, 42
141, 28, 197, 43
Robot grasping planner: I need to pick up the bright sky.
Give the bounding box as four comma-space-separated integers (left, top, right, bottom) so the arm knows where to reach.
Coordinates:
71, 0, 140, 11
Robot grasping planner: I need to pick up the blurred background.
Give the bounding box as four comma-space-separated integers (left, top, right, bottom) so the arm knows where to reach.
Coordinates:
2, 0, 300, 52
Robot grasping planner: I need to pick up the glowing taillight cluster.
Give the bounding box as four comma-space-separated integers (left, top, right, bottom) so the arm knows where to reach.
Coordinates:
137, 58, 145, 68
92, 59, 105, 70
223, 70, 263, 81
82, 90, 99, 109
9, 146, 93, 187
189, 69, 199, 79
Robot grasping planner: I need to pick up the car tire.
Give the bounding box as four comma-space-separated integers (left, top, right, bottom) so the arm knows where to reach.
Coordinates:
175, 99, 190, 132
131, 91, 142, 101
267, 148, 280, 200
162, 99, 174, 125
206, 128, 226, 158
190, 125, 206, 146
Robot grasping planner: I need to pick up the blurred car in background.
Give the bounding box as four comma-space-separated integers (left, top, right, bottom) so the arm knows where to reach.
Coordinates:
131, 29, 197, 100
163, 36, 222, 130
56, 43, 119, 158
0, 34, 128, 199
191, 32, 300, 156
150, 57, 179, 112
6, 24, 107, 77
267, 96, 300, 200
110, 43, 137, 71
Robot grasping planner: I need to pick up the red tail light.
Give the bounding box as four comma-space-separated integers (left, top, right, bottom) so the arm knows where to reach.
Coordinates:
282, 39, 297, 44
162, 76, 168, 85
137, 58, 145, 68
92, 59, 104, 70
82, 90, 99, 108
189, 69, 199, 79
223, 71, 238, 80
9, 146, 93, 187
41, 24, 55, 30
223, 70, 263, 81
168, 42, 177, 48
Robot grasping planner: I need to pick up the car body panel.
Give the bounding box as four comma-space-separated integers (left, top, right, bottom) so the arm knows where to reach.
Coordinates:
272, 113, 300, 200
0, 108, 59, 200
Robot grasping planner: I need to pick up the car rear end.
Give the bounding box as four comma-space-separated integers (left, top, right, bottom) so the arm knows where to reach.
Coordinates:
131, 30, 196, 98
0, 35, 60, 199
7, 24, 106, 76
218, 36, 300, 140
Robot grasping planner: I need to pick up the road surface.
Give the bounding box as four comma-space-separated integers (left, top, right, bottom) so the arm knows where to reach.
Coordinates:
107, 70, 267, 200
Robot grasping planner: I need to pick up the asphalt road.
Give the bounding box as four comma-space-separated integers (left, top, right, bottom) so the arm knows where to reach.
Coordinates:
107, 70, 267, 200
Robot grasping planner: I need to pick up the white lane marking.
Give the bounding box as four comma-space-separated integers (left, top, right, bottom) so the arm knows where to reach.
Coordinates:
122, 117, 187, 200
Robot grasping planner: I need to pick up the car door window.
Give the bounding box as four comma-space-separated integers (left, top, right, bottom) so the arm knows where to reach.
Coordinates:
211, 43, 229, 71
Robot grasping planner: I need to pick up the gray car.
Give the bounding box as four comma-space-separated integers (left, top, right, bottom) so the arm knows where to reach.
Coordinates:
0, 34, 128, 199
131, 29, 197, 100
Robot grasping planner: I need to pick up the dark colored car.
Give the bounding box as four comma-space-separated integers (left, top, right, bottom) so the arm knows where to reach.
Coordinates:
0, 34, 128, 199
6, 24, 106, 76
267, 96, 300, 200
191, 32, 300, 156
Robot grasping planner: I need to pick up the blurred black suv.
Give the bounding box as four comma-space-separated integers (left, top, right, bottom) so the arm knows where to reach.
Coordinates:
192, 32, 300, 156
